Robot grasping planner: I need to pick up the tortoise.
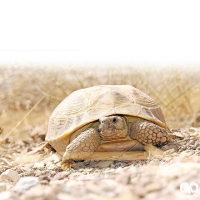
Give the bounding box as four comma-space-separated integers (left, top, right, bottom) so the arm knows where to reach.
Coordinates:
45, 85, 171, 169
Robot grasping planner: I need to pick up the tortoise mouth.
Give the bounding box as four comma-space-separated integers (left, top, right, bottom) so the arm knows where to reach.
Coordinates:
99, 127, 124, 135
99, 128, 128, 141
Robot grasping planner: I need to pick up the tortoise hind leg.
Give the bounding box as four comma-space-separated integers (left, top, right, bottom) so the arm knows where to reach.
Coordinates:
129, 121, 172, 146
62, 128, 101, 170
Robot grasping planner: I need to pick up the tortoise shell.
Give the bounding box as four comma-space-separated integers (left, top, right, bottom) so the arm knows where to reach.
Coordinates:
46, 85, 166, 154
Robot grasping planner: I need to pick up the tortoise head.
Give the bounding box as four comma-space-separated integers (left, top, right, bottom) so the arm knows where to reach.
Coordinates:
99, 115, 128, 141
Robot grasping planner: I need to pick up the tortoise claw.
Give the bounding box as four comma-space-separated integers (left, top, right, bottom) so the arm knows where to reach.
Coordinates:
61, 159, 74, 170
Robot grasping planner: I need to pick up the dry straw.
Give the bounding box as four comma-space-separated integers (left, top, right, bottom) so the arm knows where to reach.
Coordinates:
0, 65, 200, 142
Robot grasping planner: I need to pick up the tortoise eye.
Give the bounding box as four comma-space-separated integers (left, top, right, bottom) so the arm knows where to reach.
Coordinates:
113, 118, 117, 123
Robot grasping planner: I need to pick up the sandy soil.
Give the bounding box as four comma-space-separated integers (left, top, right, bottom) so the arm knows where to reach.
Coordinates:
0, 126, 200, 200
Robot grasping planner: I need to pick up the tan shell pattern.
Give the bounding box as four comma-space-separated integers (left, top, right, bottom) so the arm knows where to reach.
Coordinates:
46, 85, 166, 143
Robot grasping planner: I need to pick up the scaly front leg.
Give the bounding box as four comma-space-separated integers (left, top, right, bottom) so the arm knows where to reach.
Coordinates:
129, 121, 172, 146
62, 128, 101, 170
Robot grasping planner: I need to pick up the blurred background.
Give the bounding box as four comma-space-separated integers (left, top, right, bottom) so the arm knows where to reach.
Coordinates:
0, 64, 200, 141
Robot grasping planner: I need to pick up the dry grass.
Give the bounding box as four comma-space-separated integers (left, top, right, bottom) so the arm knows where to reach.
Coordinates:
0, 64, 200, 141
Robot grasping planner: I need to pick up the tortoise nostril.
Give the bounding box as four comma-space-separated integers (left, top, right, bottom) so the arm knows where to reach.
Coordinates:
113, 118, 117, 123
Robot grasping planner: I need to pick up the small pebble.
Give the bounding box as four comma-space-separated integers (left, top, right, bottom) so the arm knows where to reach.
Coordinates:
49, 171, 57, 177
46, 162, 56, 170
196, 146, 200, 151
13, 177, 39, 193
194, 150, 200, 156
34, 170, 42, 177
189, 127, 198, 133
33, 161, 45, 169
51, 171, 70, 180
194, 141, 200, 148
0, 169, 20, 182
187, 140, 195, 146
54, 166, 63, 172
95, 161, 114, 168
171, 152, 178, 157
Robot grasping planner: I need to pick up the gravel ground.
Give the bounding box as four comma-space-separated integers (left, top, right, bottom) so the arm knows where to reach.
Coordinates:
0, 126, 200, 200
